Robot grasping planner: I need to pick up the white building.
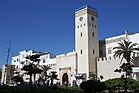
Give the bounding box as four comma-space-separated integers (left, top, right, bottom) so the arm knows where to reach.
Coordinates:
98, 32, 139, 81
2, 5, 139, 85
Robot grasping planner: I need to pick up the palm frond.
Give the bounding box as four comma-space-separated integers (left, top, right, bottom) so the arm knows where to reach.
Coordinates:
113, 39, 138, 64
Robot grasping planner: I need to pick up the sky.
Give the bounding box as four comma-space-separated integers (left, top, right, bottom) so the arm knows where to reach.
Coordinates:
0, 0, 139, 68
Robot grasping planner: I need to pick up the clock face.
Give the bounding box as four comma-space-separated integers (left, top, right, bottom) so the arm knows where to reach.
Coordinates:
91, 16, 95, 21
79, 17, 83, 21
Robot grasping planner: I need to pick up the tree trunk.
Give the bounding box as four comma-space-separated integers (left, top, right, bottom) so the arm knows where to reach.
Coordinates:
124, 72, 128, 93
51, 77, 53, 86
29, 74, 32, 86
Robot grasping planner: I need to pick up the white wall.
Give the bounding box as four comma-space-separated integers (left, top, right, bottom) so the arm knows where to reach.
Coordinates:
56, 52, 77, 85
105, 33, 139, 57
97, 56, 124, 81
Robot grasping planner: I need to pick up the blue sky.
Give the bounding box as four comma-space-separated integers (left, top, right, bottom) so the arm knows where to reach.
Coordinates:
0, 0, 139, 68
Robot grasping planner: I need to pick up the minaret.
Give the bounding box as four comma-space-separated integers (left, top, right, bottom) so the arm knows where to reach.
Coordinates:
75, 5, 99, 80
124, 29, 129, 41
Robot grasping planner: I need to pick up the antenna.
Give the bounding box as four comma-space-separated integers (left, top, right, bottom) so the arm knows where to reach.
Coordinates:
2, 41, 11, 85
6, 41, 11, 65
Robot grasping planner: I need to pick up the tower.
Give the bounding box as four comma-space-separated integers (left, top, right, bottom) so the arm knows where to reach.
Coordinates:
75, 5, 99, 79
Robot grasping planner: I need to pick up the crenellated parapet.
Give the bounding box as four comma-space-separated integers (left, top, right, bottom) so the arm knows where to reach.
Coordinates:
97, 56, 122, 62
97, 53, 139, 63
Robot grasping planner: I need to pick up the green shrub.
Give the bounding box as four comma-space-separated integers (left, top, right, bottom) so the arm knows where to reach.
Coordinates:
80, 80, 106, 93
0, 85, 84, 93
104, 78, 139, 92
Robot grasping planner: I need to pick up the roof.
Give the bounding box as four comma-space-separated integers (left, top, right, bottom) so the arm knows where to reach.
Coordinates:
75, 5, 97, 12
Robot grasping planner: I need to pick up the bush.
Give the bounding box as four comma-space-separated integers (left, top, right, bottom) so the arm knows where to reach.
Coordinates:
80, 80, 106, 93
0, 85, 84, 93
104, 78, 139, 93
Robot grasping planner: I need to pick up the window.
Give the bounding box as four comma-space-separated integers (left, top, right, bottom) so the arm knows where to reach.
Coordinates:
90, 23, 91, 26
77, 26, 79, 28
81, 50, 83, 54
43, 60, 45, 63
92, 24, 94, 27
81, 24, 82, 27
109, 57, 111, 60
17, 58, 19, 62
93, 50, 95, 54
81, 32, 82, 37
95, 25, 97, 28
91, 16, 95, 21
84, 24, 85, 26
92, 32, 94, 37
108, 48, 112, 54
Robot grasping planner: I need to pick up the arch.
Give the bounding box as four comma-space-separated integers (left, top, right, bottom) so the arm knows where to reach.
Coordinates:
62, 73, 69, 85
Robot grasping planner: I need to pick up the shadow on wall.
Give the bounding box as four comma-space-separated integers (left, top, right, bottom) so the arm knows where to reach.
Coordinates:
99, 39, 106, 57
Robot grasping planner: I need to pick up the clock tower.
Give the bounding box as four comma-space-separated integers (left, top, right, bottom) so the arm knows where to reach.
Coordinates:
75, 5, 99, 80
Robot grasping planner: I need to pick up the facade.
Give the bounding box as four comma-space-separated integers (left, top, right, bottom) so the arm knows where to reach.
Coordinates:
2, 5, 139, 85
100, 32, 139, 57
1, 65, 15, 85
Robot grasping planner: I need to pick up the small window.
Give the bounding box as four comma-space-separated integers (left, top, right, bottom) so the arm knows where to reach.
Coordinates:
90, 23, 91, 26
92, 32, 94, 37
93, 50, 95, 54
81, 33, 82, 37
81, 50, 83, 54
108, 48, 112, 54
81, 24, 82, 27
95, 25, 97, 28
84, 24, 85, 26
92, 24, 94, 27
109, 57, 111, 60
43, 60, 45, 63
91, 16, 95, 21
77, 26, 79, 28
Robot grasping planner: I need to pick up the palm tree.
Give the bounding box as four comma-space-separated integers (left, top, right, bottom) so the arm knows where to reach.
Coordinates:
26, 54, 41, 64
113, 39, 138, 92
32, 65, 43, 84
40, 65, 51, 85
22, 54, 41, 85
21, 63, 34, 86
113, 39, 138, 63
50, 71, 58, 86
